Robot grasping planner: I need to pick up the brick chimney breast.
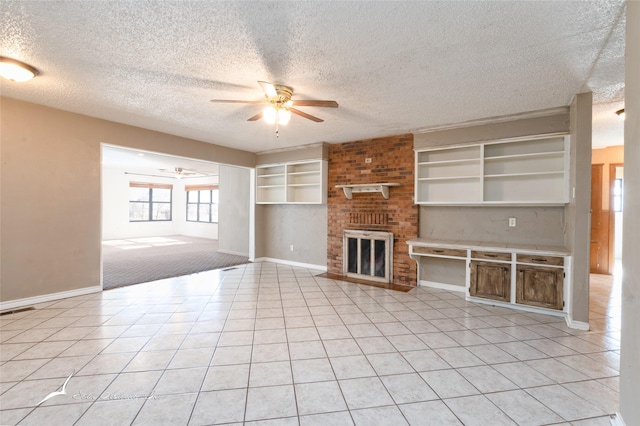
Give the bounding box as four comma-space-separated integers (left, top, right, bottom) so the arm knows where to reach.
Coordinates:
327, 134, 418, 287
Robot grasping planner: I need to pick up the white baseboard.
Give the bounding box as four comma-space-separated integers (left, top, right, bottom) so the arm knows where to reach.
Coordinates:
254, 257, 327, 272
610, 413, 626, 426
419, 280, 466, 293
0, 286, 102, 312
466, 295, 567, 318
565, 316, 590, 331
216, 249, 250, 257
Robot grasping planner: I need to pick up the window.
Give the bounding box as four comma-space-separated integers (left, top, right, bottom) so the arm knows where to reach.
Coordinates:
186, 185, 219, 223
129, 182, 173, 221
613, 178, 623, 212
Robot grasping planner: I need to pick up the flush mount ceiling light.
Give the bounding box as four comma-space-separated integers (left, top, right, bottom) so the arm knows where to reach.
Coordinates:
0, 57, 39, 82
616, 108, 625, 120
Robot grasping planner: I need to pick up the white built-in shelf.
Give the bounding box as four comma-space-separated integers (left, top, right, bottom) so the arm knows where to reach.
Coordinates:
415, 134, 569, 205
256, 160, 327, 204
335, 183, 400, 200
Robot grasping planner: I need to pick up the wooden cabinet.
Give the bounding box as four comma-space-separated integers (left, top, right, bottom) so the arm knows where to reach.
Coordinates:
413, 246, 466, 257
415, 134, 569, 205
516, 264, 564, 310
471, 251, 511, 262
256, 160, 327, 204
470, 260, 511, 303
408, 239, 569, 316
515, 254, 564, 310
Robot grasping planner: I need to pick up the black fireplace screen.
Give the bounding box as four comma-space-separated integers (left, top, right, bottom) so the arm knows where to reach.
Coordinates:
347, 236, 386, 278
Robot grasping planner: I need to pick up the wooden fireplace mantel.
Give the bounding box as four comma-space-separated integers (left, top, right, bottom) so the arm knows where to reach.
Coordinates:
335, 183, 400, 199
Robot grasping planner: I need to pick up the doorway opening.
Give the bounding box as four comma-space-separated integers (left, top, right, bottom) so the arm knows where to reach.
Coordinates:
101, 145, 251, 289
589, 159, 624, 276
611, 165, 623, 274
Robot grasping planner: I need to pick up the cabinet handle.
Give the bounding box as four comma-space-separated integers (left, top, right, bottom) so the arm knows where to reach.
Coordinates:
434, 249, 444, 253
531, 258, 548, 262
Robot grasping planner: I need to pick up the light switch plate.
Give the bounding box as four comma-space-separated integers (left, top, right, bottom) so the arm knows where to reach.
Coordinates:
509, 217, 516, 227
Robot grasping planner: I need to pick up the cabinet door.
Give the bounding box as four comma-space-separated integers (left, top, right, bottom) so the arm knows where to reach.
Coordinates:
469, 261, 511, 302
516, 265, 564, 310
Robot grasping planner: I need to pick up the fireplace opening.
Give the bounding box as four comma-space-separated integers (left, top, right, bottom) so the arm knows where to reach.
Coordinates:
343, 230, 393, 283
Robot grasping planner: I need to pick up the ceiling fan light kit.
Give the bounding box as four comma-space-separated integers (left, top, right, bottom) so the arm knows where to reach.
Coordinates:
263, 105, 291, 125
210, 81, 338, 137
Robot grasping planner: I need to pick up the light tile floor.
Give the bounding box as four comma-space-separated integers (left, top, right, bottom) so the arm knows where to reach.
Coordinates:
0, 262, 621, 425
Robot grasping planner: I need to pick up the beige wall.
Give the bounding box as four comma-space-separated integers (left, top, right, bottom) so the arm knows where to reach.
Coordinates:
0, 98, 254, 304
419, 206, 565, 247
256, 143, 328, 165
619, 1, 639, 424
413, 110, 570, 149
591, 145, 624, 211
255, 204, 327, 267
566, 92, 592, 325
1, 99, 102, 302
218, 165, 251, 257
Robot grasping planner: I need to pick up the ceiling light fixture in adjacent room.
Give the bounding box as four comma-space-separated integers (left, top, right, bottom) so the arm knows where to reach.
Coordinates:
0, 57, 39, 82
616, 108, 625, 120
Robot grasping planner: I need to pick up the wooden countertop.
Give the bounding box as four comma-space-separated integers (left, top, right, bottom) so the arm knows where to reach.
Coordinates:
406, 238, 570, 256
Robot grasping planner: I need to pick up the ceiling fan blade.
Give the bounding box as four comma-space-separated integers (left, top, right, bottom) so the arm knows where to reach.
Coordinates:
290, 108, 324, 122
258, 81, 278, 98
210, 99, 266, 104
247, 111, 263, 121
291, 100, 339, 108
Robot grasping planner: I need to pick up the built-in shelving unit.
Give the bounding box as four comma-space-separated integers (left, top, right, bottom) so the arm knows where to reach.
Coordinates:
407, 238, 571, 317
256, 164, 286, 204
415, 134, 569, 205
256, 160, 327, 204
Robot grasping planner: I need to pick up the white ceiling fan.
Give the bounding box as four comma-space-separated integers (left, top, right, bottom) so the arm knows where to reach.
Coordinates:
158, 167, 199, 179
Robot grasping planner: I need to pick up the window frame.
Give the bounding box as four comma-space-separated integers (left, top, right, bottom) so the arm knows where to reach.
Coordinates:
185, 185, 219, 224
613, 178, 623, 213
129, 182, 173, 222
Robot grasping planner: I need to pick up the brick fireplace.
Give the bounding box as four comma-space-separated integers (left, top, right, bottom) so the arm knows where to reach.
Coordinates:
327, 134, 418, 287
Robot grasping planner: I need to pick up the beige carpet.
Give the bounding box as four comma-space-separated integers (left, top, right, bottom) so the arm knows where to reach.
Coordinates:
102, 235, 248, 290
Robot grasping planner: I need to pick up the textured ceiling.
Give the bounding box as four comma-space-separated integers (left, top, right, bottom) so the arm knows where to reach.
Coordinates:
1, 1, 626, 154
102, 145, 219, 177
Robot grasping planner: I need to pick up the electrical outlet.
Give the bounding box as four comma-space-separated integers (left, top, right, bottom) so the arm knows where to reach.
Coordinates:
509, 217, 516, 227
365, 158, 372, 163
290, 244, 294, 251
